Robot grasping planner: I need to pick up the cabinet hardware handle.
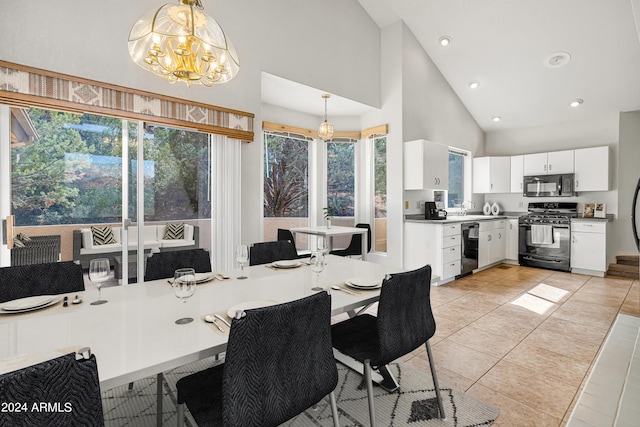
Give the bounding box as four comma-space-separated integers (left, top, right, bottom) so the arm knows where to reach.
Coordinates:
520, 182, 523, 189
488, 235, 492, 241
576, 180, 579, 188
490, 183, 493, 189
549, 164, 552, 171
544, 164, 547, 171
498, 232, 502, 239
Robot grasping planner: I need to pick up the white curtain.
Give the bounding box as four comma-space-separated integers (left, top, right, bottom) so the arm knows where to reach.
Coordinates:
211, 135, 241, 271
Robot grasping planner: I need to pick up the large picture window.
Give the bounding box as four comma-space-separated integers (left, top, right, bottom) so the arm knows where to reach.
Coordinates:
263, 132, 310, 243
373, 135, 387, 253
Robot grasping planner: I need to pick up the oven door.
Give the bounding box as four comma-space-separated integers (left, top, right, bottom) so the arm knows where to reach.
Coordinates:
518, 223, 571, 271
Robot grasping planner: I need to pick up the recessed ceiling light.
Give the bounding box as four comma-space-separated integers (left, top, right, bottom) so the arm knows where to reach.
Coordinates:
492, 116, 501, 122
570, 99, 583, 108
545, 51, 571, 68
468, 81, 479, 89
438, 36, 451, 47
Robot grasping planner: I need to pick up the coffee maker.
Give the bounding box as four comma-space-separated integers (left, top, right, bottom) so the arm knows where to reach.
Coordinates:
425, 201, 447, 220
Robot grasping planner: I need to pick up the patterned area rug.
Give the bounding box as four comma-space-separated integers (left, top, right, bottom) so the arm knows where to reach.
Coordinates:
102, 357, 498, 426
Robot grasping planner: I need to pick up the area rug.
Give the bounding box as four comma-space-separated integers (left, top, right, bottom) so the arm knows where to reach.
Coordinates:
102, 357, 498, 426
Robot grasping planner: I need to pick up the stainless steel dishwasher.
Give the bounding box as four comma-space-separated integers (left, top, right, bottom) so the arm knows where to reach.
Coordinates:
458, 222, 479, 278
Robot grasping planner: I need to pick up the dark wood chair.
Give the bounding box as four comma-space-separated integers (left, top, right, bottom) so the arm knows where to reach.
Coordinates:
176, 292, 340, 427
331, 264, 444, 426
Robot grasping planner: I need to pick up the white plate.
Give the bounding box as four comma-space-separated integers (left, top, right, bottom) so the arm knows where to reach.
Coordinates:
194, 273, 215, 283
0, 296, 63, 314
272, 260, 301, 269
1, 295, 53, 311
227, 300, 278, 318
345, 277, 382, 289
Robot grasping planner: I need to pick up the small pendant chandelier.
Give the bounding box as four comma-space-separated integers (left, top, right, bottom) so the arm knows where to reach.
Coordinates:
318, 94, 334, 141
128, 0, 239, 87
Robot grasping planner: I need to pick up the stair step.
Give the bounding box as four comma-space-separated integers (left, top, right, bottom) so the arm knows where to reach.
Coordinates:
616, 255, 640, 266
606, 263, 639, 279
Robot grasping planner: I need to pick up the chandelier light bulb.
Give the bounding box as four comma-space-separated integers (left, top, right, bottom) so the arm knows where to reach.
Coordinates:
318, 94, 334, 140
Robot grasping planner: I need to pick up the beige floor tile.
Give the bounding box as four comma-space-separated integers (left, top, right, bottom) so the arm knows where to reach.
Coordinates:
430, 316, 463, 344
523, 330, 600, 367
533, 315, 608, 346
477, 360, 578, 420
447, 325, 520, 359
468, 384, 563, 427
503, 341, 590, 387
469, 311, 539, 341
403, 355, 476, 392
434, 296, 500, 324
431, 339, 500, 382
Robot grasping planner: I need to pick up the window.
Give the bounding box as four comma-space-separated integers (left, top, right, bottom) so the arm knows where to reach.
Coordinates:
327, 140, 355, 219
263, 132, 310, 243
373, 135, 387, 253
447, 149, 469, 208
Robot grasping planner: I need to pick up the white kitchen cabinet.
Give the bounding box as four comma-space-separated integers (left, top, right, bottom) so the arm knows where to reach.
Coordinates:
523, 150, 574, 175
510, 155, 524, 193
478, 219, 506, 268
404, 222, 461, 284
571, 221, 607, 276
473, 156, 511, 193
404, 139, 449, 190
506, 218, 519, 261
574, 146, 609, 192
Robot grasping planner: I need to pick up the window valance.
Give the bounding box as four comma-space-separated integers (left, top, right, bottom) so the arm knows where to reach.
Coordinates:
262, 121, 387, 140
0, 60, 254, 142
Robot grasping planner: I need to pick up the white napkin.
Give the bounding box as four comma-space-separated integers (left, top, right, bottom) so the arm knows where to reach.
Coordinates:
531, 225, 553, 244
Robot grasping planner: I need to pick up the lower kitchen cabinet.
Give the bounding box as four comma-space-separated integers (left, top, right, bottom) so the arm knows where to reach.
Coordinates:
506, 218, 519, 261
478, 219, 506, 269
571, 221, 608, 276
404, 222, 461, 284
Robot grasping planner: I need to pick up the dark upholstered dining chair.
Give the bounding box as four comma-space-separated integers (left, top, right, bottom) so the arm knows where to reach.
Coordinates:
248, 240, 298, 266
0, 348, 104, 426
143, 248, 212, 281
331, 264, 444, 426
0, 261, 84, 304
277, 228, 310, 258
329, 223, 371, 258
175, 291, 340, 427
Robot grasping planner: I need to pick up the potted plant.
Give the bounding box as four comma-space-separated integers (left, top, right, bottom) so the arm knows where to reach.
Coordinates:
323, 207, 335, 228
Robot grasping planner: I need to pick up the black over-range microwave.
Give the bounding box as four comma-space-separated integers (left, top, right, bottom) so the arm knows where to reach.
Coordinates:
523, 173, 575, 197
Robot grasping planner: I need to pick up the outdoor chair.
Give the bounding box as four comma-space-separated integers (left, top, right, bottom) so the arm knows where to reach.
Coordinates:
331, 264, 444, 426
176, 291, 340, 427
11, 234, 61, 266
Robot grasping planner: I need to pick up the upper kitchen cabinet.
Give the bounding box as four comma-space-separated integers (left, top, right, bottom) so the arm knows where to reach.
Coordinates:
473, 157, 510, 193
510, 155, 524, 193
404, 139, 449, 190
523, 150, 574, 175
574, 146, 609, 192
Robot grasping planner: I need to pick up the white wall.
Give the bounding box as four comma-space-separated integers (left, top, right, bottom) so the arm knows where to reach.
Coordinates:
617, 111, 640, 256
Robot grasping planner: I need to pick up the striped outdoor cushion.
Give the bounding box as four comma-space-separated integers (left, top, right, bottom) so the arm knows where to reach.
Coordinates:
13, 237, 25, 248
163, 223, 184, 240
91, 226, 117, 245
17, 233, 32, 242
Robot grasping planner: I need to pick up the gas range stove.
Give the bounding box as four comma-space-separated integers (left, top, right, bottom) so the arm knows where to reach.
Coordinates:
519, 202, 578, 225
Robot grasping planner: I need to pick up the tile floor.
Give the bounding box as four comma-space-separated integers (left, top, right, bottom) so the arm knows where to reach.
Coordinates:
399, 264, 639, 426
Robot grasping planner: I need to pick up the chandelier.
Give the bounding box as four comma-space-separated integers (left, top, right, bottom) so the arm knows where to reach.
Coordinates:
128, 0, 240, 86
318, 94, 334, 140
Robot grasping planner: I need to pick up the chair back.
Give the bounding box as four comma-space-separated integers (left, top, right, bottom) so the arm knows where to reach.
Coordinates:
331, 223, 371, 256
143, 249, 212, 281
0, 350, 104, 426
249, 240, 297, 266
277, 228, 299, 253
223, 292, 337, 427
0, 261, 84, 304
375, 264, 435, 366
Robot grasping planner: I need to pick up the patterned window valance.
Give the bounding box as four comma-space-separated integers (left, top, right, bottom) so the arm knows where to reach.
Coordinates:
0, 60, 254, 142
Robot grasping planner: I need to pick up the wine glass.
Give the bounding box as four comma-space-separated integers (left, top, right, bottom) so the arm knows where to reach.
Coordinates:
89, 258, 110, 305
236, 245, 249, 279
317, 236, 329, 255
310, 251, 326, 292
174, 268, 196, 325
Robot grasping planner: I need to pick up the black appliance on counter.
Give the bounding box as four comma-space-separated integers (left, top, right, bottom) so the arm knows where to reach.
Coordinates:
518, 202, 578, 272
425, 201, 447, 220
458, 222, 479, 278
523, 173, 575, 197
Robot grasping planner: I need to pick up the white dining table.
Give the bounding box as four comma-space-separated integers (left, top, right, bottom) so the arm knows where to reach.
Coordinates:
0, 255, 399, 423
290, 225, 369, 260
